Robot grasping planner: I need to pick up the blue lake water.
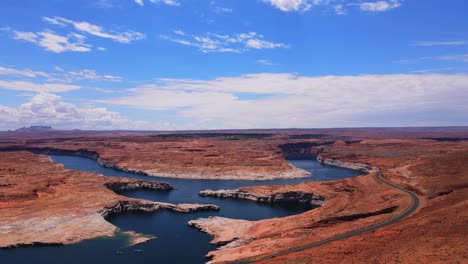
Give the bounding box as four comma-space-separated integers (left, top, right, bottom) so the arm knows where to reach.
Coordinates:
0, 155, 361, 264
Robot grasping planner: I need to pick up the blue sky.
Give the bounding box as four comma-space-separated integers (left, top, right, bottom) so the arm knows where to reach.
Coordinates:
0, 0, 467, 130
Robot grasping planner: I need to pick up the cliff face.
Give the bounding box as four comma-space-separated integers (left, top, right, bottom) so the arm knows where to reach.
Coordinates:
278, 142, 325, 160
0, 151, 218, 248
199, 189, 324, 207
316, 154, 375, 172
104, 180, 173, 192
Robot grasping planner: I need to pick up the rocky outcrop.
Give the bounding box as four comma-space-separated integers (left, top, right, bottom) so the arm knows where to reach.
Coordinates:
199, 189, 324, 207
279, 142, 333, 160
317, 154, 375, 173
0, 146, 100, 159
104, 180, 173, 192
121, 230, 156, 246
175, 203, 220, 212
100, 200, 220, 218
188, 217, 254, 246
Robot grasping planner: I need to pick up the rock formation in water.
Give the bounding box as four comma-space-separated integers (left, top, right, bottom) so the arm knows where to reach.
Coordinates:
188, 217, 254, 246
199, 189, 324, 207
121, 230, 156, 246
104, 180, 173, 192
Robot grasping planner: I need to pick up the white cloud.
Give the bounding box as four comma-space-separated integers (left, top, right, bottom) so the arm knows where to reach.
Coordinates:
437, 54, 468, 63
210, 1, 233, 14
135, 0, 180, 6
263, 0, 312, 12
151, 0, 180, 6
213, 6, 233, 13
100, 84, 237, 110
0, 65, 121, 83
48, 68, 122, 83
359, 0, 401, 12
13, 31, 38, 42
0, 66, 50, 78
396, 53, 468, 64
257, 59, 276, 66
13, 30, 92, 53
98, 73, 468, 128
0, 93, 174, 130
334, 4, 347, 15
160, 31, 288, 53
5, 17, 145, 52
37, 31, 92, 53
43, 16, 145, 44
42, 17, 67, 27
412, 40, 467, 47
173, 29, 186, 36
95, 0, 114, 8
262, 0, 403, 13
0, 80, 81, 93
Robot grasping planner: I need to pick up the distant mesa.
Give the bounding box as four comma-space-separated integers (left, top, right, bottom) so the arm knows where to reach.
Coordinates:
15, 126, 56, 133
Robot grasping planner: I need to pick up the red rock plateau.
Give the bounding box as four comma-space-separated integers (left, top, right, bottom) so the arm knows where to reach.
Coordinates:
0, 132, 308, 180
0, 151, 218, 248
0, 127, 467, 263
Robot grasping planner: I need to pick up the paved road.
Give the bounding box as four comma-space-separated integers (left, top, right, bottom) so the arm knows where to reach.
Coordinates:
239, 171, 420, 263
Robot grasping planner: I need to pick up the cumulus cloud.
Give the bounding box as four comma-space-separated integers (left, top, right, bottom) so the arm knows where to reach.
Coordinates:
160, 31, 287, 53
98, 73, 468, 128
0, 93, 175, 130
42, 17, 145, 44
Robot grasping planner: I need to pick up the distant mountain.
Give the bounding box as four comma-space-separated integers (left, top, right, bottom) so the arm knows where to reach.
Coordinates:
15, 126, 56, 133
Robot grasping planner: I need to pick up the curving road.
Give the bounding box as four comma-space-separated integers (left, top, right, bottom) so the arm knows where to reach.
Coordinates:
240, 171, 420, 263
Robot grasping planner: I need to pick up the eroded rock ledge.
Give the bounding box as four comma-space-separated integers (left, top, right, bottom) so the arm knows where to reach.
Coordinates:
199, 189, 325, 207
0, 146, 310, 180
104, 181, 173, 192
317, 154, 375, 172
188, 217, 254, 246
100, 200, 220, 219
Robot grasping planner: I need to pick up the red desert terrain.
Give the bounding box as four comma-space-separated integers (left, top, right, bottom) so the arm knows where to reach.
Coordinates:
0, 127, 467, 263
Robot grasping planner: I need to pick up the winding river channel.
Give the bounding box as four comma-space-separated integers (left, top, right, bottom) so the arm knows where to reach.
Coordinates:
0, 155, 361, 264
